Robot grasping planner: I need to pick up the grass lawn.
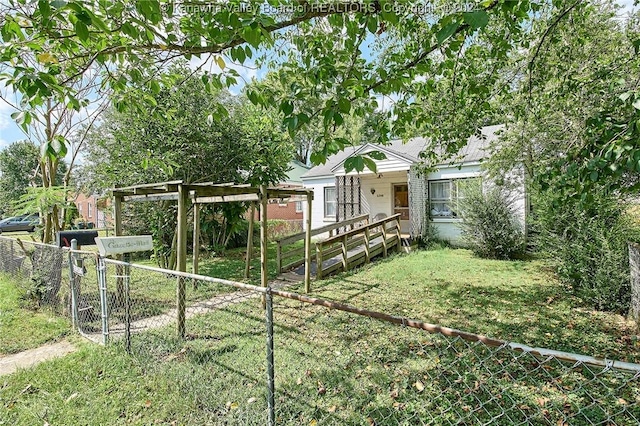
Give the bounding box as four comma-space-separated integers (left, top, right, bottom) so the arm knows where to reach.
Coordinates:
1, 247, 638, 425
0, 274, 70, 354
303, 248, 640, 363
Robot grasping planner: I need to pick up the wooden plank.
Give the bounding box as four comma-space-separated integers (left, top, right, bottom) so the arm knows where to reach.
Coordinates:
382, 223, 388, 257
321, 214, 401, 245
341, 235, 348, 271
364, 227, 370, 263
114, 196, 123, 237
321, 261, 343, 277
192, 203, 200, 275
304, 194, 312, 293
281, 244, 316, 261
260, 186, 268, 301
245, 203, 255, 279
123, 193, 180, 202
316, 243, 324, 280
115, 180, 183, 192
282, 258, 306, 272
277, 214, 369, 245
194, 194, 260, 203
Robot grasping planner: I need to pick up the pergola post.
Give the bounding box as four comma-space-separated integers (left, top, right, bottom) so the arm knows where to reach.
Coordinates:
304, 193, 312, 293
113, 195, 125, 302
192, 202, 200, 275
176, 184, 188, 339
260, 186, 268, 306
114, 195, 123, 236
245, 202, 255, 279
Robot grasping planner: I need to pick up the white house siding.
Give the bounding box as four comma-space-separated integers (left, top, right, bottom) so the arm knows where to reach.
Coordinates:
301, 175, 336, 230
359, 171, 410, 233
426, 163, 526, 245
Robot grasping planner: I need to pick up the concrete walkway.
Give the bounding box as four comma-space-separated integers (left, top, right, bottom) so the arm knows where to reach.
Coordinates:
0, 340, 76, 376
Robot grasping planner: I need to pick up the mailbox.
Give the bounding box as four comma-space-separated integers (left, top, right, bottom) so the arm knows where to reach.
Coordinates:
57, 230, 99, 248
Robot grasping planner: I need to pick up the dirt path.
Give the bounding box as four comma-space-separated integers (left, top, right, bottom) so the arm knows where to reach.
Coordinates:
0, 340, 76, 376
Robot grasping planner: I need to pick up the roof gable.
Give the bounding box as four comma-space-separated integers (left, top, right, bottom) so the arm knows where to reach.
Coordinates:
330, 143, 417, 175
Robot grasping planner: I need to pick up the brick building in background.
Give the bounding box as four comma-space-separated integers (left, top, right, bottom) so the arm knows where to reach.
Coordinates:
74, 192, 111, 228
254, 160, 310, 222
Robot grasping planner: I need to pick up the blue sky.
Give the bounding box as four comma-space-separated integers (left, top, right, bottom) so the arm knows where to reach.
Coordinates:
0, 0, 637, 151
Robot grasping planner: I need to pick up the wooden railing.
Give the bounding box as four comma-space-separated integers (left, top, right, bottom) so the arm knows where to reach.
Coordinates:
275, 214, 369, 274
315, 214, 402, 279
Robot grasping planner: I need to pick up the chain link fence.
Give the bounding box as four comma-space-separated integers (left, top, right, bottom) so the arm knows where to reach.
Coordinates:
2, 235, 640, 424
268, 294, 640, 425
0, 236, 68, 312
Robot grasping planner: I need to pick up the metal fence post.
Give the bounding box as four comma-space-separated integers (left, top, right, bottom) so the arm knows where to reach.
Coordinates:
68, 239, 79, 329
97, 256, 109, 345
265, 289, 275, 426
124, 253, 131, 353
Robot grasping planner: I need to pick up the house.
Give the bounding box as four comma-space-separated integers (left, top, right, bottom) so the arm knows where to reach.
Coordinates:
300, 125, 526, 244
74, 192, 111, 228
253, 160, 311, 222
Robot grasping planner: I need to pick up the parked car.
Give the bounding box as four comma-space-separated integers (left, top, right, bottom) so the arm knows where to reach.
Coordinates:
0, 214, 39, 233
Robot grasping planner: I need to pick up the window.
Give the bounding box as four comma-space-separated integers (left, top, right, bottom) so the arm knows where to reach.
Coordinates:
77, 204, 83, 215
295, 201, 303, 213
429, 178, 480, 218
324, 187, 336, 218
88, 203, 93, 218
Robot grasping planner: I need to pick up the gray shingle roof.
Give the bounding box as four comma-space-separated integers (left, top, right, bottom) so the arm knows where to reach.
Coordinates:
301, 125, 503, 179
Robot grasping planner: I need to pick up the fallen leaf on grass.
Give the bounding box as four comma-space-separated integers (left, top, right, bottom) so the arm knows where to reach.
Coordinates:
536, 397, 550, 407
327, 405, 337, 413
144, 400, 152, 408
414, 380, 425, 392
65, 393, 79, 403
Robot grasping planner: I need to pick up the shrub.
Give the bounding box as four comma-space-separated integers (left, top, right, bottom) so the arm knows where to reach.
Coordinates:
458, 181, 525, 260
534, 191, 639, 313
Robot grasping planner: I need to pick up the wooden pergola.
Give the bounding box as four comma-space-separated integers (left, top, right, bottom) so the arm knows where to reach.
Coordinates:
111, 180, 313, 338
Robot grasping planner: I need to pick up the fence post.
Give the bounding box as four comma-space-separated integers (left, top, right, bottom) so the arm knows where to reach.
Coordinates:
630, 242, 640, 324
382, 221, 388, 257
265, 289, 276, 426
316, 243, 323, 280
68, 239, 79, 330
341, 235, 348, 272
364, 227, 371, 264
124, 253, 131, 353
97, 256, 109, 345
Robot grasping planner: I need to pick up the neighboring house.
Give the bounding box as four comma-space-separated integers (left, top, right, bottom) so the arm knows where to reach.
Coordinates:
75, 192, 111, 228
301, 125, 526, 245
254, 160, 311, 221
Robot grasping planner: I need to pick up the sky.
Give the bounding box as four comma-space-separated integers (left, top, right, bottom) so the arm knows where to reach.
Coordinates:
0, 0, 637, 151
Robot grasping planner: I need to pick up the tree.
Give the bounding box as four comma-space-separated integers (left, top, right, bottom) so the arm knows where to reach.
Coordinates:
0, 140, 66, 218
82, 64, 292, 267
0, 140, 38, 216
488, 1, 640, 197
0, 0, 546, 170
0, 44, 109, 242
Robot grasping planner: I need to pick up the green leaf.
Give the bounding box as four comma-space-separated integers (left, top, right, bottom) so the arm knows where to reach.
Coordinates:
310, 152, 326, 165
436, 22, 460, 45
338, 98, 351, 114
367, 150, 386, 161
633, 98, 640, 110
462, 11, 489, 30
75, 21, 89, 42
362, 157, 377, 173
280, 100, 293, 116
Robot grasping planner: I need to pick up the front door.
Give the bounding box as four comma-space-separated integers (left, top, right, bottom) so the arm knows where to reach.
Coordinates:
393, 184, 409, 221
